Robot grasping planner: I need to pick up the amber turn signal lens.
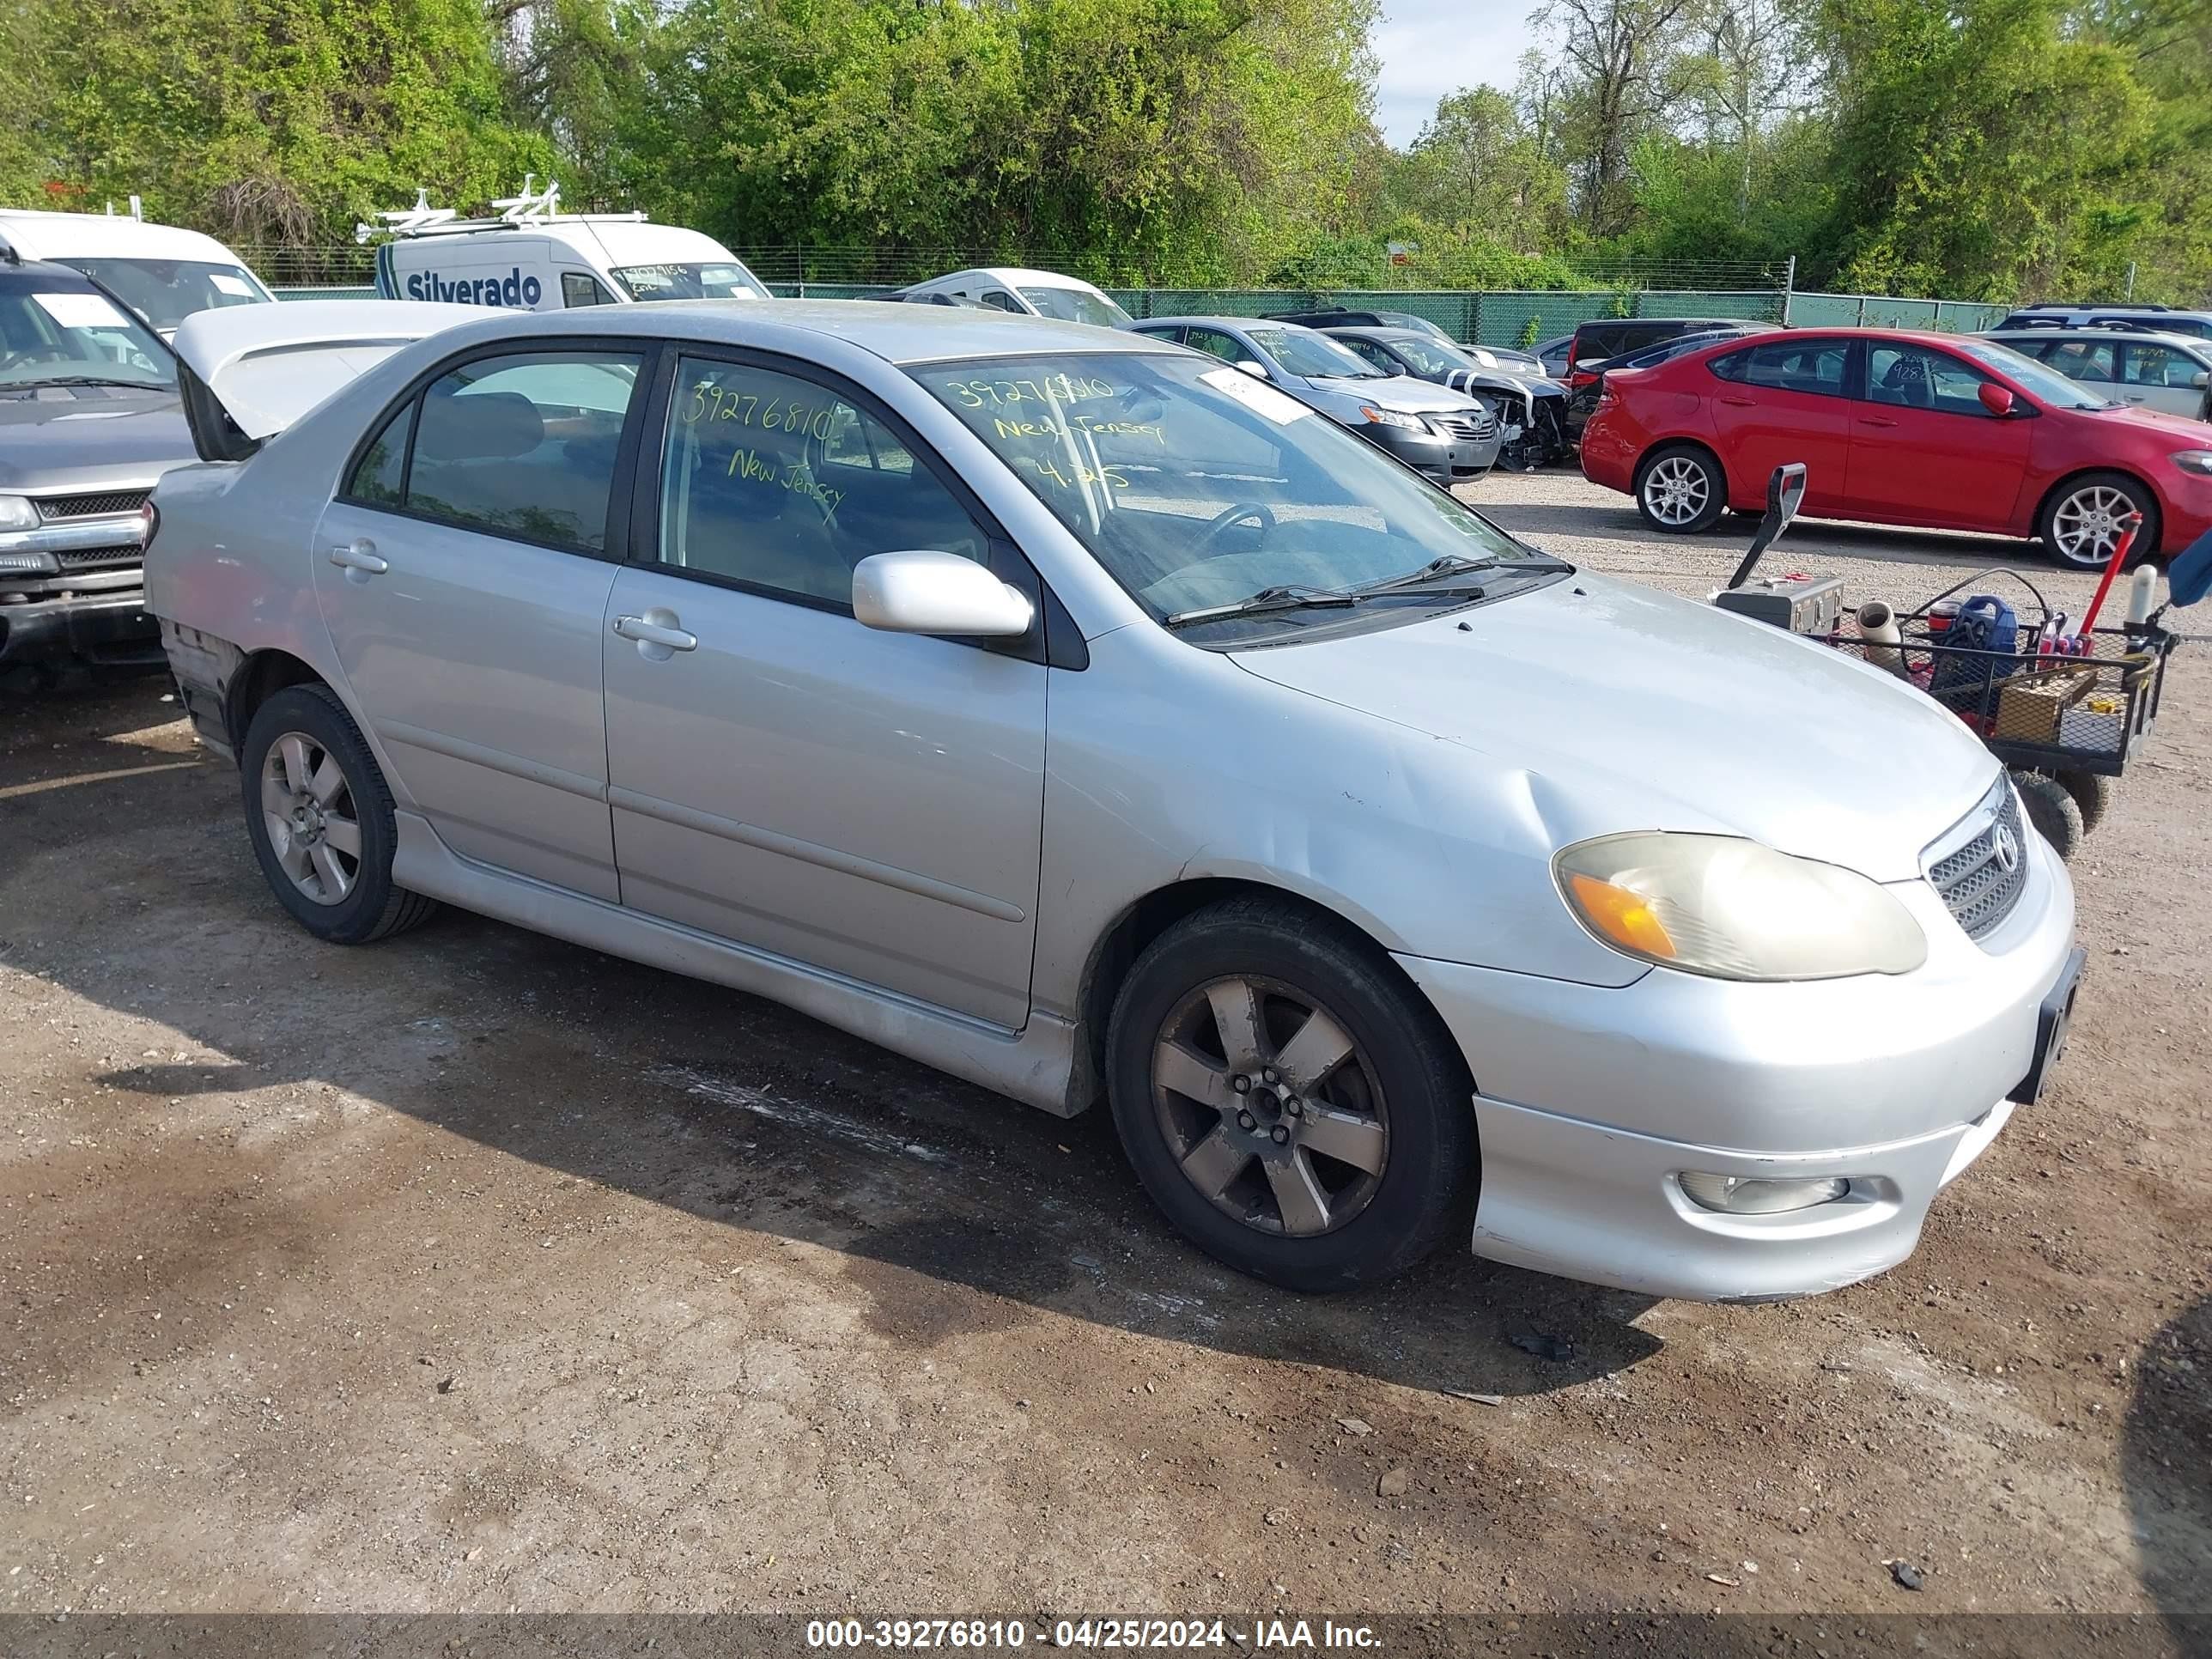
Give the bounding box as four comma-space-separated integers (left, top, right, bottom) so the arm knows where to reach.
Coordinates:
1566, 872, 1676, 960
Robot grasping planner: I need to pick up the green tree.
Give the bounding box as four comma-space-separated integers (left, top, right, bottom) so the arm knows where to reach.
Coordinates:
1811, 0, 2154, 299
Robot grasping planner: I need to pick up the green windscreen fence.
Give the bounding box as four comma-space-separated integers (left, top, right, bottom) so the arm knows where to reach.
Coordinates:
275, 283, 2006, 339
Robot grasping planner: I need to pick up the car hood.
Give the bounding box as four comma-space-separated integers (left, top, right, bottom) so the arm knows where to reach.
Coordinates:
0, 386, 194, 490
1306, 374, 1480, 413
1229, 573, 1998, 883
2072, 400, 2212, 439
1460, 370, 1565, 402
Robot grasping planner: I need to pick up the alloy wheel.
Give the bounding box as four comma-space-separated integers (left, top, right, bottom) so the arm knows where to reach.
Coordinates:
1149, 975, 1389, 1237
1642, 455, 1711, 526
259, 731, 362, 905
2050, 484, 2137, 568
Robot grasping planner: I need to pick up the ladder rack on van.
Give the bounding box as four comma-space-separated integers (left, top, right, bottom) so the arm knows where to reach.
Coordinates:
354, 178, 646, 245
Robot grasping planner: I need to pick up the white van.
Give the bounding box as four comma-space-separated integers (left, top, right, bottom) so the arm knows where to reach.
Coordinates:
367, 181, 772, 312
893, 266, 1131, 328
0, 206, 274, 335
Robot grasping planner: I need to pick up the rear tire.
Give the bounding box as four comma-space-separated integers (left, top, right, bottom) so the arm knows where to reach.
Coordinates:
2038, 472, 2160, 572
2014, 771, 2086, 862
1634, 444, 1728, 534
240, 684, 438, 945
1105, 897, 1479, 1292
2056, 769, 2115, 836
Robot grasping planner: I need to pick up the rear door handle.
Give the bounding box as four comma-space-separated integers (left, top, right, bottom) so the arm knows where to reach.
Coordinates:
1857, 416, 1900, 428
612, 611, 698, 653
327, 538, 387, 574
1718, 394, 1757, 406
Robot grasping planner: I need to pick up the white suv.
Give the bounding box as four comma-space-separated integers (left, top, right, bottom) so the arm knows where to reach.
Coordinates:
1988, 328, 2212, 422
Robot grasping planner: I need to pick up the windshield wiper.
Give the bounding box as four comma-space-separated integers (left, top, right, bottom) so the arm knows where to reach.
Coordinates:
1163, 585, 1364, 628
1358, 552, 1571, 594
10, 375, 167, 392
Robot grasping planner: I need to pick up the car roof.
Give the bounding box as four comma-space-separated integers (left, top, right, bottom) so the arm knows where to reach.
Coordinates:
1987, 326, 2209, 349
0, 210, 249, 264
1322, 325, 1426, 343
0, 256, 103, 291
1135, 315, 1320, 333
916, 266, 1106, 291
434, 298, 1175, 366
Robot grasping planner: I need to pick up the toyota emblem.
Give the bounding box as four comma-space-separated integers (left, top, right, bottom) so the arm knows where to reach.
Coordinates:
1991, 822, 2021, 874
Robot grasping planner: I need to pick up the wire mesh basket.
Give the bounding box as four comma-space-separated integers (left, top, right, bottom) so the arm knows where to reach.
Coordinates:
1825, 622, 2175, 777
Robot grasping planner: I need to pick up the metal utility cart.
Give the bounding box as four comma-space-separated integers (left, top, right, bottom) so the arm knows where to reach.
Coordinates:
1713, 465, 2187, 861
1822, 571, 2179, 859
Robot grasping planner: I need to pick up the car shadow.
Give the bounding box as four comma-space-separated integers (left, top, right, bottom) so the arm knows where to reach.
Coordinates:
11, 724, 1664, 1404
2122, 1290, 2212, 1640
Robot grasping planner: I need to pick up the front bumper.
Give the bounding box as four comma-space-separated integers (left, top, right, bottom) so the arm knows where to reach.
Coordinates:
1357, 422, 1501, 483
1395, 832, 2077, 1301
0, 588, 163, 666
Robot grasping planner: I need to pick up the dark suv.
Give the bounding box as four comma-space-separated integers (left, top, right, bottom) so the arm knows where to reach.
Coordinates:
1565, 318, 1763, 375
0, 257, 189, 678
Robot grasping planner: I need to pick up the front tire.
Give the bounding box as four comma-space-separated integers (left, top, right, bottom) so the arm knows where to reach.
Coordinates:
1105, 897, 1478, 1292
1634, 444, 1728, 534
2014, 771, 2086, 862
2038, 472, 2160, 572
240, 684, 438, 944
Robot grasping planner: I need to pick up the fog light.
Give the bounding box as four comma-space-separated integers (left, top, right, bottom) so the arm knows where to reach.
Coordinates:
1680, 1172, 1850, 1214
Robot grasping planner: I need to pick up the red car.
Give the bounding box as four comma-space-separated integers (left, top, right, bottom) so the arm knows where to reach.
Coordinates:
1580, 327, 2212, 569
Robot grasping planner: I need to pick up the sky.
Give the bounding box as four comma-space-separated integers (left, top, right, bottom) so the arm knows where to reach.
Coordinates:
1372, 1, 1541, 149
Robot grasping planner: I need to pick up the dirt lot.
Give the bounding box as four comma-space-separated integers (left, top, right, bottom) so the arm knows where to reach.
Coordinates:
3, 470, 2208, 1634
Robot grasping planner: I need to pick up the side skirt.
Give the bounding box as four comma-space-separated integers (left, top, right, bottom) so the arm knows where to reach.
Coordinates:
390, 811, 1087, 1118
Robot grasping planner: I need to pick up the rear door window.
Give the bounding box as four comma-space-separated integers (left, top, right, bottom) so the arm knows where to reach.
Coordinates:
1713, 339, 1850, 397
2044, 339, 2118, 382
401, 351, 644, 551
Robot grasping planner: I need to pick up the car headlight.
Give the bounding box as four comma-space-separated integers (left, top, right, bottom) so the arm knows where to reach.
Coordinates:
0, 495, 38, 532
1360, 405, 1431, 433
2172, 450, 2212, 477
1554, 832, 1926, 981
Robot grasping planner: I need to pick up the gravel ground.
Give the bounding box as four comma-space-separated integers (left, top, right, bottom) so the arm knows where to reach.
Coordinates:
1, 469, 2207, 1634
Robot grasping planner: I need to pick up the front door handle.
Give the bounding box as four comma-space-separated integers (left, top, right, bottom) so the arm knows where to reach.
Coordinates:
328, 538, 387, 574
1857, 416, 1900, 428
612, 610, 698, 653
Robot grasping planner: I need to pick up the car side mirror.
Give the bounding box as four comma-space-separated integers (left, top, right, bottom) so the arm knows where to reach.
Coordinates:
2192, 370, 2210, 391
1978, 382, 2017, 417
1234, 359, 1268, 380
853, 550, 1034, 639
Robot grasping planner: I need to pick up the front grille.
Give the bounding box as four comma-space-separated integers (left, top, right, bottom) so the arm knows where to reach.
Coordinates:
1433, 411, 1495, 442
53, 546, 143, 570
1927, 777, 2030, 943
34, 489, 149, 521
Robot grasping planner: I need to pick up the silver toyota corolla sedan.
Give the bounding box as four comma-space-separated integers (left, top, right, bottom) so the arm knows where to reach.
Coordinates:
146, 299, 2083, 1302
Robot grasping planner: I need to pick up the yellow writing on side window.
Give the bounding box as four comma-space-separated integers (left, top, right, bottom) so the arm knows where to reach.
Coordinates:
726, 445, 842, 520
686, 380, 837, 441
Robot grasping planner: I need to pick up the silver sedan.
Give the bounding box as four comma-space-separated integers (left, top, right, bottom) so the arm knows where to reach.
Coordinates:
147, 300, 2081, 1300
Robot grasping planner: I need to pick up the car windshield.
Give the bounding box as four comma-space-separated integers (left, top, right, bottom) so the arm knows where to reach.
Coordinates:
1957, 338, 2118, 410
1385, 334, 1480, 377
611, 262, 771, 301
911, 352, 1559, 637
0, 285, 176, 390
1249, 326, 1382, 380
1016, 284, 1133, 328
57, 258, 269, 332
